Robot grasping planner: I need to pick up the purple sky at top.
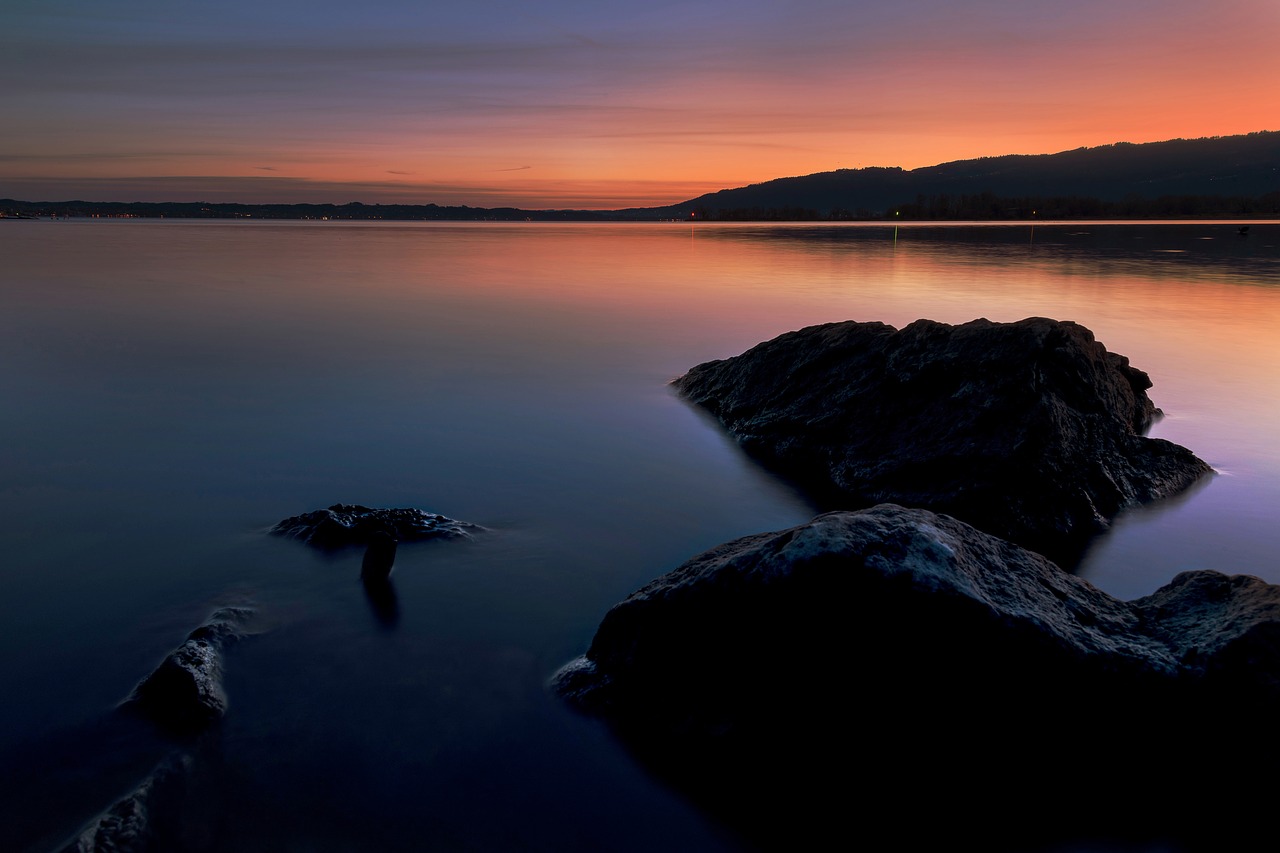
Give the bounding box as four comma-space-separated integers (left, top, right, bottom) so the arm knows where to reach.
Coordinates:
3, 0, 1277, 208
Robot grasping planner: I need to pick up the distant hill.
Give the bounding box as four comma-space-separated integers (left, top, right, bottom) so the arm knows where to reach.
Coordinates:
633, 131, 1280, 219
5, 132, 1279, 221
0, 199, 618, 222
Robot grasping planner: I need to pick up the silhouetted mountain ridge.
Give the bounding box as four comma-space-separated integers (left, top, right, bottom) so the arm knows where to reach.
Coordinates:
4, 132, 1278, 220
637, 131, 1280, 219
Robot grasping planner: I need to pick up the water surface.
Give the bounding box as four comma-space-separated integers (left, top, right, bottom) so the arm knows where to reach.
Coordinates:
2, 220, 1278, 851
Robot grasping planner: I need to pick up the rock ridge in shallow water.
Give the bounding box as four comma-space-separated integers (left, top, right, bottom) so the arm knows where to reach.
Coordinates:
121, 606, 255, 738
672, 316, 1212, 564
59, 749, 218, 853
43, 606, 255, 852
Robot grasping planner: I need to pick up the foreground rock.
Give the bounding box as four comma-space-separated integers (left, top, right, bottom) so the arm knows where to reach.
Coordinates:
673, 317, 1211, 563
60, 748, 222, 853
17, 608, 256, 852
554, 505, 1280, 850
121, 606, 255, 737
270, 503, 481, 549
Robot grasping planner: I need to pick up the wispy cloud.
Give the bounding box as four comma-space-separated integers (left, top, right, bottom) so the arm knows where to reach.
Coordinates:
3, 0, 1277, 206
0, 173, 720, 209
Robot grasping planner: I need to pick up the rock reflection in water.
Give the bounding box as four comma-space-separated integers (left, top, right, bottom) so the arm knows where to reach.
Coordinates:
361, 577, 401, 630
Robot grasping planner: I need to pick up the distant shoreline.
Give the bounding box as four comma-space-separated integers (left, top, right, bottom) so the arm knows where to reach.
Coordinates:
3, 199, 1278, 225
7, 131, 1278, 223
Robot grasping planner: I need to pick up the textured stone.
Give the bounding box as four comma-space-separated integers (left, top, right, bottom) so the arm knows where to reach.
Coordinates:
270, 503, 481, 549
554, 505, 1280, 850
672, 317, 1211, 563
122, 607, 254, 737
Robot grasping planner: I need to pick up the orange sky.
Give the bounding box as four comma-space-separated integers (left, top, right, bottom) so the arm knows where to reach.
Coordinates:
4, 0, 1279, 208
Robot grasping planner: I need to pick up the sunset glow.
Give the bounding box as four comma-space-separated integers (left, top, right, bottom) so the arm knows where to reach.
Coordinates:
4, 0, 1279, 208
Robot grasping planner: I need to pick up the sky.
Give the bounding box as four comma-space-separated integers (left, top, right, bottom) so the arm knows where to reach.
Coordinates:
3, 0, 1278, 209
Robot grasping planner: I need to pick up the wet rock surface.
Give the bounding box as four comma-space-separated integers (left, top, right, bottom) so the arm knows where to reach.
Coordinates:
672, 317, 1212, 563
554, 505, 1280, 850
9, 608, 256, 852
121, 607, 254, 738
270, 503, 482, 549
59, 747, 223, 853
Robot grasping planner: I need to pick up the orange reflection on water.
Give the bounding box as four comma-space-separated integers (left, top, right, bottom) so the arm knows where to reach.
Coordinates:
366, 222, 1280, 469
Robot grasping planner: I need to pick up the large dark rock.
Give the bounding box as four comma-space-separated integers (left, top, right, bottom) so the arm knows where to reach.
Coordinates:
553, 505, 1280, 850
672, 317, 1211, 563
121, 606, 254, 737
270, 503, 481, 549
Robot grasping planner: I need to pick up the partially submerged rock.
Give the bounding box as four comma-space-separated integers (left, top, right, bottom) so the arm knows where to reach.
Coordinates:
360, 530, 398, 582
60, 752, 187, 853
60, 749, 221, 853
270, 503, 481, 549
554, 505, 1280, 849
673, 317, 1211, 563
122, 606, 255, 737
27, 608, 255, 851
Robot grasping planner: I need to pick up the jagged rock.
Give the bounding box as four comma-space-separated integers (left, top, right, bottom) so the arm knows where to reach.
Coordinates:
672, 317, 1212, 563
58, 744, 224, 853
1132, 569, 1280, 696
47, 609, 252, 851
553, 505, 1280, 850
270, 503, 481, 549
122, 607, 254, 737
60, 751, 191, 853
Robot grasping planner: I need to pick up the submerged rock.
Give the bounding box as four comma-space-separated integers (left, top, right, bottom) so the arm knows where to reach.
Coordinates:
270, 503, 481, 549
553, 505, 1280, 850
40, 608, 255, 851
360, 530, 399, 582
60, 752, 183, 853
672, 317, 1211, 563
122, 606, 255, 737
59, 748, 221, 853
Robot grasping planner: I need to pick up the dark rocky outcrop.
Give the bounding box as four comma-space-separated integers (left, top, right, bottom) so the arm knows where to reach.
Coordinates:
672, 317, 1212, 564
59, 748, 223, 853
270, 503, 481, 549
121, 606, 255, 738
11, 608, 256, 852
554, 505, 1280, 850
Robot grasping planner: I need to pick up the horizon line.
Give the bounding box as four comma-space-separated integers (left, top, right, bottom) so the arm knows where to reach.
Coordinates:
5, 128, 1278, 212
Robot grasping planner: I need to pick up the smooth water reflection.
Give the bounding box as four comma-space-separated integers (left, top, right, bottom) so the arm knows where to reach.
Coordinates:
1, 219, 1278, 850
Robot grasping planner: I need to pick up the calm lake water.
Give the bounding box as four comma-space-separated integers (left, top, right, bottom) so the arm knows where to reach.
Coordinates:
2, 219, 1278, 851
